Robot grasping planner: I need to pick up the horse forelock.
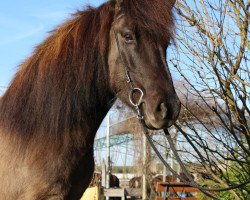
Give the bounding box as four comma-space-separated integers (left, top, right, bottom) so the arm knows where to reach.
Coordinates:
124, 0, 175, 42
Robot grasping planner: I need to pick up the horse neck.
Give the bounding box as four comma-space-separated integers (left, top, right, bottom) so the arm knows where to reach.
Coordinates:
0, 60, 114, 145
0, 6, 116, 146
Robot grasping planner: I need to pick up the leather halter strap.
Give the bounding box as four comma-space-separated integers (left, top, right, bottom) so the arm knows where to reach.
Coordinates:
112, 14, 144, 119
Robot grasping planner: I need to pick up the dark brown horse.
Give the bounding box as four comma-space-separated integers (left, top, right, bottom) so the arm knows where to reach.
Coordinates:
0, 0, 180, 199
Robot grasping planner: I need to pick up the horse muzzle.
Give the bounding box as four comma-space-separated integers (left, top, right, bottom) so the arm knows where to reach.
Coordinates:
141, 94, 181, 130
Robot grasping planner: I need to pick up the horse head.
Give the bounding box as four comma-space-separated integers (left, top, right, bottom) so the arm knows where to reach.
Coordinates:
109, 0, 180, 129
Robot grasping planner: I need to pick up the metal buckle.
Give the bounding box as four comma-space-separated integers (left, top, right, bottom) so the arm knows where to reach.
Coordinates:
129, 88, 144, 107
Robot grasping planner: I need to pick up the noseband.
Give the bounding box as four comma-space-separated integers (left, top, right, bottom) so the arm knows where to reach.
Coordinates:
112, 14, 250, 200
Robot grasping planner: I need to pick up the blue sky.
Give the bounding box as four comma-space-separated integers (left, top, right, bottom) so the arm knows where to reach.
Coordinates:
0, 0, 106, 93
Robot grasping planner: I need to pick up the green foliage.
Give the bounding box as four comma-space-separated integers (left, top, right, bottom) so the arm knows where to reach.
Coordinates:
197, 158, 250, 200
196, 179, 235, 200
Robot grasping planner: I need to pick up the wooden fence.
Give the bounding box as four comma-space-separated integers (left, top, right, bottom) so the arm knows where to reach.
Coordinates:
155, 182, 206, 200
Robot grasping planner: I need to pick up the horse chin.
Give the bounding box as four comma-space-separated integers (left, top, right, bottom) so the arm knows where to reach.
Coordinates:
143, 113, 173, 130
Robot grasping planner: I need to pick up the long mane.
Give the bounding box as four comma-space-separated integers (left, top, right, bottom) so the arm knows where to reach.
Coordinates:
0, 2, 116, 137
0, 0, 174, 138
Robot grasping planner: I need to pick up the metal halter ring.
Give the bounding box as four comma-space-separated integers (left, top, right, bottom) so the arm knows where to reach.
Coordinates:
129, 88, 144, 107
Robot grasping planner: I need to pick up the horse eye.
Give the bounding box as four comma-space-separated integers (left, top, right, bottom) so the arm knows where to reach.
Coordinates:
124, 33, 134, 42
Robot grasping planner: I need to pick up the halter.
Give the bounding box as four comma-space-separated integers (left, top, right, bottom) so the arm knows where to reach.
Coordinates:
113, 14, 144, 119
112, 14, 250, 200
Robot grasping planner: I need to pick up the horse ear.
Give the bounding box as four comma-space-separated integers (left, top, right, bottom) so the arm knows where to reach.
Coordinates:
115, 0, 124, 14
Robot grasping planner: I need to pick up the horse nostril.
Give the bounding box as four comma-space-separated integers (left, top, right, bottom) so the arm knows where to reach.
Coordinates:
158, 102, 168, 119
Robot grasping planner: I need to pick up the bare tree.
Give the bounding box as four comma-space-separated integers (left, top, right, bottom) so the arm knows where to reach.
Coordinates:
168, 0, 250, 199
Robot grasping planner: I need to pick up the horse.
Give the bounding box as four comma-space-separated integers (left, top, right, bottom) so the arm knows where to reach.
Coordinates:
0, 0, 180, 199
